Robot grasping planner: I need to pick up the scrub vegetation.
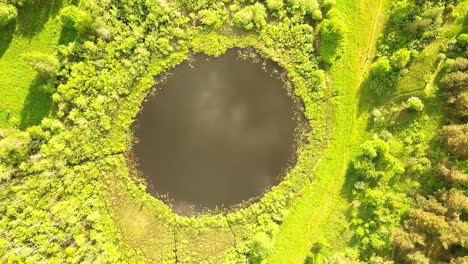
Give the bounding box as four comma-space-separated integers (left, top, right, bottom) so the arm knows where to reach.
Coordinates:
0, 0, 466, 263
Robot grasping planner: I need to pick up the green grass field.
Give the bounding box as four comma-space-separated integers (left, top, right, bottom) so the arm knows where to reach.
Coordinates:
0, 1, 64, 128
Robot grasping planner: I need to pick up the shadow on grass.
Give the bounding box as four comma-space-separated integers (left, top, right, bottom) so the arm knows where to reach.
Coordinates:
0, 21, 16, 59
58, 26, 78, 45
19, 75, 54, 129
16, 0, 64, 38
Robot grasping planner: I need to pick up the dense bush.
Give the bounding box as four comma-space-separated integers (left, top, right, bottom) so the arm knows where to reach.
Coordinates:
405, 96, 424, 111
0, 3, 17, 28
232, 3, 267, 31
265, 0, 283, 11
390, 48, 411, 70
22, 53, 60, 79
440, 124, 468, 160
457, 33, 468, 47
369, 57, 395, 95
319, 10, 346, 64
393, 185, 468, 263
60, 5, 94, 35
350, 138, 410, 257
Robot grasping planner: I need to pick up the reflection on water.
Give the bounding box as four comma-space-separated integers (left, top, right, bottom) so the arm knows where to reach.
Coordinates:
134, 49, 303, 215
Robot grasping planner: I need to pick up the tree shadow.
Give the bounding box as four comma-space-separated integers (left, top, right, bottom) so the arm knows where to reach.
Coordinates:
0, 21, 16, 59
58, 26, 78, 45
16, 0, 64, 38
339, 163, 361, 247
19, 75, 54, 129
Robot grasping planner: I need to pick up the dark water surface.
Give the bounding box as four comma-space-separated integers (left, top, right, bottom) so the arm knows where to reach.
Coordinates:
134, 49, 303, 214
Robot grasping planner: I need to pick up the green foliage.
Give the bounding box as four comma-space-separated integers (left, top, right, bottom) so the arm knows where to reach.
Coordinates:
265, 0, 283, 11
22, 52, 59, 79
350, 138, 410, 257
393, 188, 468, 263
369, 57, 395, 95
232, 3, 267, 30
322, 0, 335, 10
287, 0, 319, 14
457, 33, 468, 47
319, 11, 346, 64
371, 57, 391, 76
390, 48, 411, 69
405, 96, 424, 111
306, 237, 329, 264
0, 3, 16, 28
440, 124, 468, 160
250, 232, 275, 264
199, 9, 226, 29
60, 5, 93, 35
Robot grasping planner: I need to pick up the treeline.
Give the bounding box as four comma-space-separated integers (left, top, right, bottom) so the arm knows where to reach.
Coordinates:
391, 24, 468, 264
338, 1, 467, 262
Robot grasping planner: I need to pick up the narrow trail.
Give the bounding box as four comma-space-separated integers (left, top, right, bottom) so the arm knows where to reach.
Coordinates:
361, 0, 385, 82
303, 0, 388, 254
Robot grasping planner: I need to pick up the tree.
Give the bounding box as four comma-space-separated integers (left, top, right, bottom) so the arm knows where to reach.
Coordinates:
457, 33, 468, 47
390, 48, 411, 70
440, 124, 468, 160
320, 14, 347, 64
371, 57, 392, 76
60, 5, 94, 35
232, 3, 266, 31
393, 189, 468, 263
265, 0, 283, 11
438, 161, 468, 184
0, 3, 17, 28
440, 71, 468, 92
22, 53, 60, 78
406, 97, 424, 111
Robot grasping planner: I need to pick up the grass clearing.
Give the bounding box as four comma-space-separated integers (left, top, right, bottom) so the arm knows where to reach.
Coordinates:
0, 1, 65, 128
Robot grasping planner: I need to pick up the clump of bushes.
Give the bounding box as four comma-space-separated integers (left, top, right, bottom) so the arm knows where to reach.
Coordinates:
319, 9, 347, 64
232, 3, 267, 31
406, 96, 424, 111
369, 57, 395, 95
265, 0, 283, 11
22, 53, 59, 77
0, 3, 17, 28
60, 5, 94, 35
350, 138, 410, 256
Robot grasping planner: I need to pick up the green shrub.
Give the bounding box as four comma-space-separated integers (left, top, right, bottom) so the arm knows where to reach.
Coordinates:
406, 97, 424, 111
250, 232, 274, 264
371, 57, 391, 76
0, 3, 17, 28
319, 14, 346, 64
266, 0, 283, 11
22, 53, 60, 79
440, 71, 468, 92
60, 5, 94, 35
291, 0, 319, 14
311, 9, 322, 21
199, 9, 226, 29
390, 48, 411, 70
323, 0, 336, 9
457, 33, 468, 47
232, 3, 266, 30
